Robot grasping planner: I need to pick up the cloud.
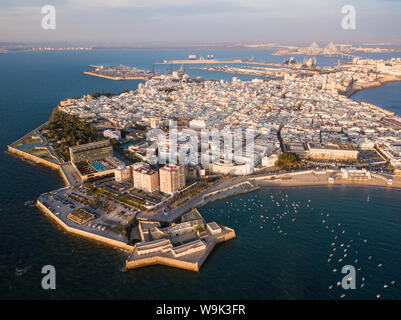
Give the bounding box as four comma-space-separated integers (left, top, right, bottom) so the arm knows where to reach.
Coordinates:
0, 0, 400, 43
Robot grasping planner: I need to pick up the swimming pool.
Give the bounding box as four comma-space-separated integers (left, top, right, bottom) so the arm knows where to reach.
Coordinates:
91, 161, 107, 172
17, 142, 41, 149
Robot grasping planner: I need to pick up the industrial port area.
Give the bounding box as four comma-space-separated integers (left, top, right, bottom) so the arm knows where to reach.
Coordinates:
84, 64, 156, 80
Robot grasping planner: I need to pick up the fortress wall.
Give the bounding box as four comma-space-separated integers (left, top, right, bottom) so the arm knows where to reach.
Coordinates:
125, 255, 199, 272
36, 200, 134, 252
7, 145, 71, 187
8, 145, 60, 170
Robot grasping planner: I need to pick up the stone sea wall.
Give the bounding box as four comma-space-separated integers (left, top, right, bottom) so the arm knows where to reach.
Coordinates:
36, 200, 134, 252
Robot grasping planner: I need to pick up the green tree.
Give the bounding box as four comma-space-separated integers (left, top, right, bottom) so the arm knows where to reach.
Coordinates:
275, 152, 303, 169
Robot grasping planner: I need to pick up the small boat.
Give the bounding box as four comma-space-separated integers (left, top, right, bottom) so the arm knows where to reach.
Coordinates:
15, 265, 31, 276
24, 200, 36, 207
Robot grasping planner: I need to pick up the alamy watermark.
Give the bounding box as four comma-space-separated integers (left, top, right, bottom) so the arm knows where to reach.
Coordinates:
41, 5, 56, 30
341, 265, 356, 290
41, 265, 56, 290
145, 121, 256, 168
341, 5, 356, 30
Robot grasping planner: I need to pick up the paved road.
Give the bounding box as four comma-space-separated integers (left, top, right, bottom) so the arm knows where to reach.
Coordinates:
61, 162, 82, 186
142, 176, 253, 223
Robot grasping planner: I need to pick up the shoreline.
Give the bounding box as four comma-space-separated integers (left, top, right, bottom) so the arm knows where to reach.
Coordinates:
36, 199, 134, 251
249, 170, 400, 190
6, 145, 71, 187
5, 68, 401, 273
83, 71, 150, 81
347, 76, 401, 98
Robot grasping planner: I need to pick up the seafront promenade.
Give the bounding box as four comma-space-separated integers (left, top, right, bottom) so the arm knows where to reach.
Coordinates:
250, 170, 401, 189
141, 180, 259, 223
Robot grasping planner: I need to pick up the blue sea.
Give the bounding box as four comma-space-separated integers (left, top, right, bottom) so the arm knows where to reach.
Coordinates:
1, 49, 401, 299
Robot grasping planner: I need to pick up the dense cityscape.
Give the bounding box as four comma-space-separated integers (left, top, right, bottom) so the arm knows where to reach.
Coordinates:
3, 0, 401, 308
6, 51, 401, 276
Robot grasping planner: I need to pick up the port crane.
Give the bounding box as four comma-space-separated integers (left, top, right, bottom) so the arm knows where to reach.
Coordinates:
178, 64, 185, 74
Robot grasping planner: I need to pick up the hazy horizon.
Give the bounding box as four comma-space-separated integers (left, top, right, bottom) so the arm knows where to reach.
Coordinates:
1, 0, 401, 45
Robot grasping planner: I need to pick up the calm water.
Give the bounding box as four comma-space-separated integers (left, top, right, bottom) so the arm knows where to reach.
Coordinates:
1, 50, 401, 299
351, 81, 401, 116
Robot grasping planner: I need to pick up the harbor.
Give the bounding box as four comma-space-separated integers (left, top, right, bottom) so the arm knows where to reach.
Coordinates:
83, 64, 156, 80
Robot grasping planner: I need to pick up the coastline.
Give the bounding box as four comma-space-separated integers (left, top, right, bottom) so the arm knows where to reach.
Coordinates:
347, 76, 401, 98
5, 66, 401, 274
83, 71, 150, 81
249, 170, 401, 190
7, 145, 71, 187
36, 199, 134, 251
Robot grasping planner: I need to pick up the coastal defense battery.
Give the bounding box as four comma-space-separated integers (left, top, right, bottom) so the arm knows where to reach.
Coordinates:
69, 140, 113, 163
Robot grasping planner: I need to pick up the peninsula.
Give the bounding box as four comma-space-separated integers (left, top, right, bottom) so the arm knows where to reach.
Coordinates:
7, 54, 401, 273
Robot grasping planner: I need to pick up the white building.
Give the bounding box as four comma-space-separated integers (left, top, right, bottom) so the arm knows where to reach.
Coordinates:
114, 166, 132, 183
207, 222, 221, 236
262, 154, 279, 167
189, 119, 206, 129
103, 129, 121, 141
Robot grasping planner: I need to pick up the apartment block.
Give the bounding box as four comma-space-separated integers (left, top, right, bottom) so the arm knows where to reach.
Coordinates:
159, 164, 186, 194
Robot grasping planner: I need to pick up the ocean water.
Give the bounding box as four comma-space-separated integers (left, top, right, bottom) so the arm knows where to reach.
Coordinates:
351, 81, 401, 116
1, 50, 401, 300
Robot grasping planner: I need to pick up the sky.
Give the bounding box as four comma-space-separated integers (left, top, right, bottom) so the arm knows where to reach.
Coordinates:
0, 0, 401, 45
